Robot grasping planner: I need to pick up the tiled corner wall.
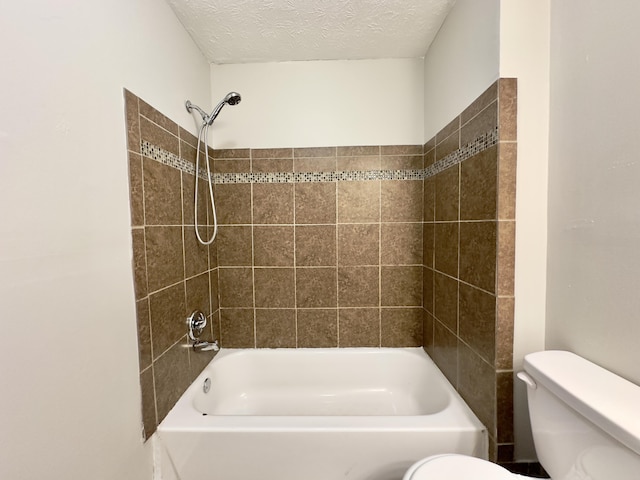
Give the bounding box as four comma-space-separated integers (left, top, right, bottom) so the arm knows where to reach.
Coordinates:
213, 146, 425, 348
125, 90, 220, 439
422, 79, 517, 462
123, 80, 516, 451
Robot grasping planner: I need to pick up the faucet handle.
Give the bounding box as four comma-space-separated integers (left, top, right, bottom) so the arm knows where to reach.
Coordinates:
186, 310, 207, 341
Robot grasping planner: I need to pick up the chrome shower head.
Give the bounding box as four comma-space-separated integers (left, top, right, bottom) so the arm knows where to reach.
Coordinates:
207, 91, 242, 125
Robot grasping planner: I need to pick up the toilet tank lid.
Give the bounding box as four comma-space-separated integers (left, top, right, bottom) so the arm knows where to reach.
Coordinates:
524, 350, 640, 456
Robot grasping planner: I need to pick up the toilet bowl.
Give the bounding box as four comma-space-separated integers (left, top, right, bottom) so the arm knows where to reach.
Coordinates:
403, 351, 640, 480
403, 454, 520, 480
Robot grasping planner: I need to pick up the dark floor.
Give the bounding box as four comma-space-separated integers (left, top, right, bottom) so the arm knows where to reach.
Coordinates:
500, 462, 549, 478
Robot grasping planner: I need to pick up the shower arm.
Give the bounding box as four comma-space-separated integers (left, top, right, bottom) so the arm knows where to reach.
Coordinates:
185, 100, 209, 123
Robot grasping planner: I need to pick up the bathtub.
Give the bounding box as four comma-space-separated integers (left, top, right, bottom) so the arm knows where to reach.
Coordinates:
157, 348, 487, 480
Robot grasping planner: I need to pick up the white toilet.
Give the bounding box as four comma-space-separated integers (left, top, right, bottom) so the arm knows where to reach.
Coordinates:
403, 350, 640, 480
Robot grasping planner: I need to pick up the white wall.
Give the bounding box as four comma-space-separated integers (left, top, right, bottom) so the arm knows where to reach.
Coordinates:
0, 1, 210, 479
210, 58, 424, 149
546, 1, 640, 385
499, 0, 551, 461
423, 0, 500, 140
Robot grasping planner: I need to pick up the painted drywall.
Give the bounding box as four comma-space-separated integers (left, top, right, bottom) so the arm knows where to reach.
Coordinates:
423, 0, 500, 141
209, 58, 424, 149
0, 0, 210, 478
546, 1, 640, 385
499, 0, 551, 461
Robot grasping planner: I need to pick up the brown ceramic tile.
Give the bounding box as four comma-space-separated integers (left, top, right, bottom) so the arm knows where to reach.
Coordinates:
381, 308, 423, 347
252, 148, 293, 159
498, 142, 517, 220
432, 320, 458, 386
252, 158, 293, 173
183, 226, 209, 278
381, 223, 422, 265
337, 155, 380, 172
295, 182, 337, 224
423, 267, 434, 313
337, 145, 380, 156
296, 267, 337, 308
380, 155, 423, 170
496, 297, 514, 370
182, 174, 208, 226
338, 224, 379, 266
422, 310, 435, 354
295, 225, 336, 266
139, 99, 179, 136
435, 130, 460, 163
149, 283, 187, 358
424, 146, 436, 168
436, 117, 460, 145
220, 308, 255, 347
153, 339, 191, 423
218, 268, 254, 308
140, 116, 179, 156
460, 146, 498, 221
294, 157, 337, 172
136, 299, 152, 371
459, 283, 496, 365
424, 136, 436, 152
294, 146, 336, 158
209, 235, 218, 269
131, 228, 147, 299
297, 309, 338, 347
459, 221, 496, 293
255, 309, 296, 348
434, 222, 458, 277
422, 223, 434, 268
254, 268, 295, 308
124, 90, 141, 153
497, 371, 514, 443
461, 81, 498, 125
253, 183, 294, 224
337, 181, 379, 223
461, 101, 498, 146
338, 266, 379, 307
458, 343, 496, 436
497, 221, 516, 296
381, 145, 422, 155
435, 165, 459, 221
214, 184, 252, 225
186, 272, 211, 317
381, 180, 423, 222
214, 158, 251, 174
140, 368, 156, 439
179, 126, 198, 149
253, 226, 294, 266
213, 148, 251, 159
381, 266, 422, 306
143, 158, 183, 226
424, 176, 435, 222
210, 269, 220, 312
128, 153, 144, 226
338, 308, 380, 347
216, 226, 252, 266
499, 78, 517, 142
145, 226, 184, 292
433, 272, 458, 332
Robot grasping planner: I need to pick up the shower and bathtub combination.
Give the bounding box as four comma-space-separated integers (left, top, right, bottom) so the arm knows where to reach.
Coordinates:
157, 347, 486, 480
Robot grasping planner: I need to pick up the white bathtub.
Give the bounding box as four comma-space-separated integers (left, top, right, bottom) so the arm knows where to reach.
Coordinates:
157, 348, 487, 480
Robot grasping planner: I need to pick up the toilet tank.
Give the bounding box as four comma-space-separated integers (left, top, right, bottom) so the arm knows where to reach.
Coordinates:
520, 350, 640, 480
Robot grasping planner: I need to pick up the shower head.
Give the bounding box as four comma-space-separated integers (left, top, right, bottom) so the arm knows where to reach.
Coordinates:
207, 91, 242, 125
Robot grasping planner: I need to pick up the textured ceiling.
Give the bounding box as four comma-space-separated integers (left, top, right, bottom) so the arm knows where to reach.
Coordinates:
166, 0, 457, 64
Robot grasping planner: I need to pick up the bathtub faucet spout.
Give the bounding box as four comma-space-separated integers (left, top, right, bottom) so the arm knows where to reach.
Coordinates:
186, 310, 219, 353
192, 339, 220, 353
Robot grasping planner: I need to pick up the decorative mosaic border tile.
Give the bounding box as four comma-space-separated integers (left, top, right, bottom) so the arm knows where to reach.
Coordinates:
139, 127, 498, 184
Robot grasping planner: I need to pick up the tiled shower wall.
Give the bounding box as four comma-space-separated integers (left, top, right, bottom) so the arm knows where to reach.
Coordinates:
422, 79, 517, 462
125, 90, 220, 438
213, 146, 424, 348
124, 80, 516, 451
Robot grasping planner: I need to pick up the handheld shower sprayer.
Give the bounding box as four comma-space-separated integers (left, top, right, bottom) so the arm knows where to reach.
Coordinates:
184, 92, 242, 245
186, 92, 242, 126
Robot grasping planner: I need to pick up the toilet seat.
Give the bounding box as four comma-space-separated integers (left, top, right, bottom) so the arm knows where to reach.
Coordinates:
404, 454, 517, 480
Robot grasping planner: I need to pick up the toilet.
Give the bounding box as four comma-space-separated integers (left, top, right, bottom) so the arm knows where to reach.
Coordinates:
403, 350, 640, 480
